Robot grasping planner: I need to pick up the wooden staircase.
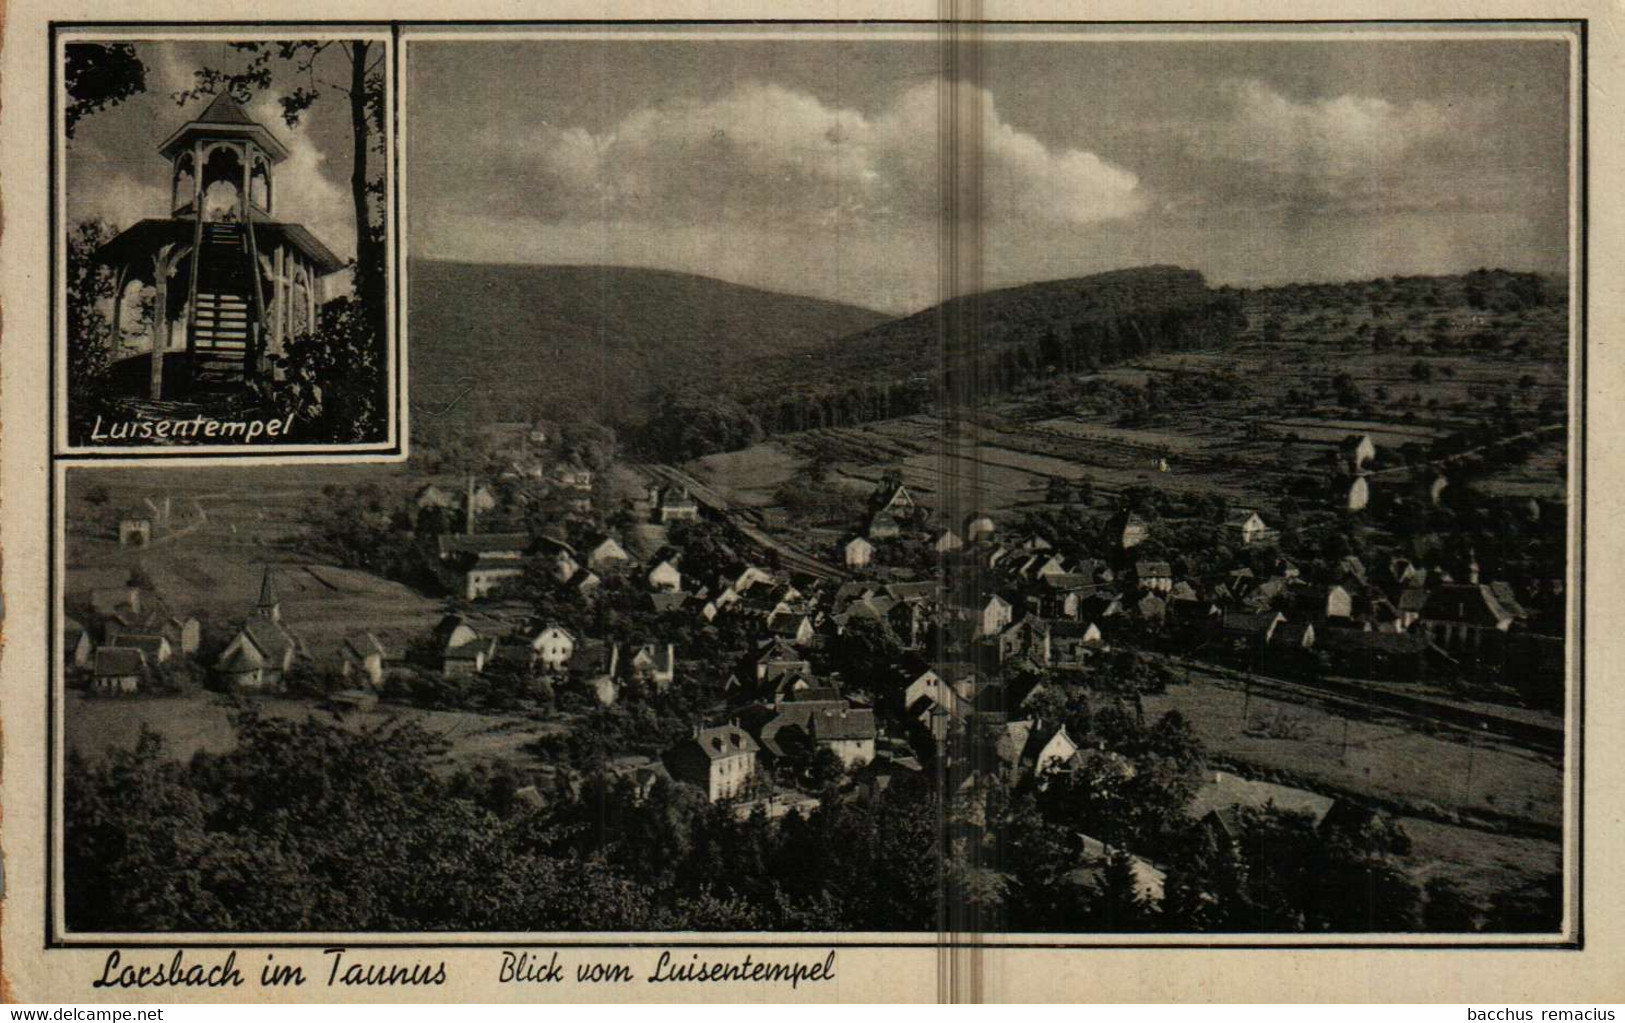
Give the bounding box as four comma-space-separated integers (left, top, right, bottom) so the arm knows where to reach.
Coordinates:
189, 222, 256, 390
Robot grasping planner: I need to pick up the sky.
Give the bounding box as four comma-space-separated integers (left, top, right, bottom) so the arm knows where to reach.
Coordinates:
407, 28, 1573, 314
65, 39, 362, 260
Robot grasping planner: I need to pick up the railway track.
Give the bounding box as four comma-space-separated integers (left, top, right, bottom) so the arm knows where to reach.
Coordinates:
1158, 653, 1564, 758
635, 462, 845, 581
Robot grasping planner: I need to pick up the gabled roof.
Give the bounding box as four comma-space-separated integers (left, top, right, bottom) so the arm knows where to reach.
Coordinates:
93, 219, 342, 274
94, 647, 146, 676
242, 619, 296, 661
438, 532, 532, 558
809, 705, 877, 741
1222, 611, 1282, 635
343, 632, 387, 660
157, 92, 290, 162
684, 725, 759, 761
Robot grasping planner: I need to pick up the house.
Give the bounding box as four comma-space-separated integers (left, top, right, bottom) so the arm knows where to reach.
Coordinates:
214, 618, 299, 689
721, 563, 776, 595
627, 643, 676, 689
63, 617, 94, 668
1067, 834, 1167, 906
522, 622, 576, 671
570, 640, 621, 705
340, 632, 387, 687
1291, 583, 1354, 620
465, 555, 525, 600
664, 725, 759, 802
1107, 510, 1151, 550
1134, 560, 1173, 594
583, 535, 631, 572
1429, 474, 1450, 506
1135, 593, 1167, 623
1413, 584, 1515, 654
1270, 621, 1316, 651
437, 532, 531, 563
649, 590, 690, 615
555, 463, 595, 490
966, 593, 1014, 638
1050, 620, 1106, 664
769, 614, 817, 646
654, 486, 700, 523
741, 698, 877, 770
808, 704, 878, 767
874, 480, 915, 515
753, 637, 811, 682
964, 512, 996, 543
571, 569, 602, 599
1220, 610, 1286, 652
648, 557, 683, 593
92, 647, 146, 695
932, 528, 964, 553
1341, 434, 1377, 472
1224, 509, 1272, 547
434, 614, 498, 678
1318, 628, 1434, 681
996, 616, 1052, 666
89, 578, 167, 634
1346, 475, 1371, 513
902, 662, 972, 717
162, 615, 201, 656
118, 517, 153, 547
414, 484, 458, 511
867, 510, 902, 540
990, 720, 1079, 784
844, 536, 875, 570
212, 569, 300, 689
106, 632, 171, 665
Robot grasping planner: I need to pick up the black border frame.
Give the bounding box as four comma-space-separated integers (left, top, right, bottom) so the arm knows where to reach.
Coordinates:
44, 16, 1588, 952
49, 24, 407, 461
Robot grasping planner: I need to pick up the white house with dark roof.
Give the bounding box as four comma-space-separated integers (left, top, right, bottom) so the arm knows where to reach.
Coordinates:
664, 725, 759, 802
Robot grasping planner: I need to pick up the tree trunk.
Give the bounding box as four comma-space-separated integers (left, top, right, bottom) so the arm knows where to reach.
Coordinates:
348, 40, 382, 321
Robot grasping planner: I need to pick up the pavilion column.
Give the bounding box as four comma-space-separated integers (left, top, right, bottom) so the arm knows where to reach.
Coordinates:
148, 242, 188, 400
272, 245, 286, 354
240, 144, 252, 222
109, 263, 130, 355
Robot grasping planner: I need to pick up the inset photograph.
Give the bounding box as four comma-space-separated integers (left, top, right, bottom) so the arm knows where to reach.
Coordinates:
57, 32, 399, 453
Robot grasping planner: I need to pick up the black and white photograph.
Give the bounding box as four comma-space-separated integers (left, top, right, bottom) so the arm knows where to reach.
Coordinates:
56, 32, 398, 453
54, 23, 1577, 944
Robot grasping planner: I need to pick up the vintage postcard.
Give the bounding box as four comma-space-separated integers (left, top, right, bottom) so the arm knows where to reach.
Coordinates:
2, 0, 1622, 1006
54, 29, 402, 456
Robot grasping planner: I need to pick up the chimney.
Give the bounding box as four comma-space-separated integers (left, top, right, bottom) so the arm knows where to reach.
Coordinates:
465, 475, 477, 536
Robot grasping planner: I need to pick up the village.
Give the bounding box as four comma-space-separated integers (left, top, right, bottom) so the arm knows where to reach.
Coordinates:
61, 373, 1568, 931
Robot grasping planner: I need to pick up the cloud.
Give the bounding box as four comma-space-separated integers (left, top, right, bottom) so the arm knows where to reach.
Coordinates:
1170, 79, 1511, 217
1221, 79, 1454, 180
475, 80, 1144, 232
67, 167, 169, 233
248, 95, 355, 259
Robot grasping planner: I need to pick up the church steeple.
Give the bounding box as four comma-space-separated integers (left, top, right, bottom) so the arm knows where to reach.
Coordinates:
253, 566, 281, 623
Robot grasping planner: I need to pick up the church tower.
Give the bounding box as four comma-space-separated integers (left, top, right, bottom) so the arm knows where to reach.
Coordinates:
93, 93, 345, 401
252, 566, 281, 623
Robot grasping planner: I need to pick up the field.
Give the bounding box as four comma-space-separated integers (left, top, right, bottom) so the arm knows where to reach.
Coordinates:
64, 462, 443, 665
1146, 670, 1563, 904
688, 276, 1571, 529
64, 692, 566, 772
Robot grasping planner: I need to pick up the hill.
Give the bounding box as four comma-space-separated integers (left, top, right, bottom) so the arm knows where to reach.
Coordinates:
719, 266, 1246, 447
407, 262, 890, 427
